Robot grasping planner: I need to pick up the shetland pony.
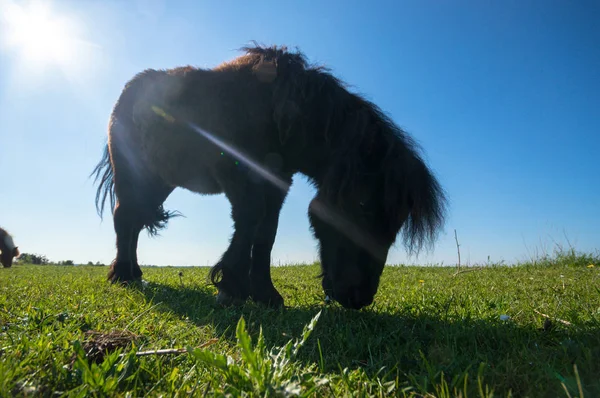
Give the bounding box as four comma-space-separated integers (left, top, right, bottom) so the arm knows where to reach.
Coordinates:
0, 227, 20, 268
92, 44, 447, 310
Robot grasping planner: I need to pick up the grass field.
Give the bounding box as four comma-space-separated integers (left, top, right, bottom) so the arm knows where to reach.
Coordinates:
1, 250, 598, 397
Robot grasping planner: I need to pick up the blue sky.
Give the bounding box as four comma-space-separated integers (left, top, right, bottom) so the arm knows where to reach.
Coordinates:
0, 0, 598, 267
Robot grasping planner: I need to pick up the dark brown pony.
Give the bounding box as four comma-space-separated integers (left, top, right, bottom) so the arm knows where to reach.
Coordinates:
92, 44, 447, 310
0, 227, 20, 268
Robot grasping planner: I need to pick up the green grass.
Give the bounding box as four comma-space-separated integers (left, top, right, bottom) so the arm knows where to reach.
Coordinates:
1, 251, 598, 397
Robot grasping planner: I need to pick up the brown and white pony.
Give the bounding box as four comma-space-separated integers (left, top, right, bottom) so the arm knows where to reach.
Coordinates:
0, 227, 20, 268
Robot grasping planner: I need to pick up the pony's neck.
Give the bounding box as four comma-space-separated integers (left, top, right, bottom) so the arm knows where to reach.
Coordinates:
287, 114, 373, 189
274, 68, 378, 186
276, 129, 336, 187
295, 149, 333, 186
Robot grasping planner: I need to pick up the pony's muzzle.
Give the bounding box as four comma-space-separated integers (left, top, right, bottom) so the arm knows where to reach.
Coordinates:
332, 279, 376, 310
344, 286, 374, 309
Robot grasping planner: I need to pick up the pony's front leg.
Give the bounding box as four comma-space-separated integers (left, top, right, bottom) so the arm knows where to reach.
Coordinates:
249, 177, 292, 308
209, 181, 266, 306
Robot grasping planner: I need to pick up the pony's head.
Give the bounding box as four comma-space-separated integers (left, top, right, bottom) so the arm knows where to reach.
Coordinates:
308, 176, 393, 309
1, 233, 20, 268
308, 129, 447, 309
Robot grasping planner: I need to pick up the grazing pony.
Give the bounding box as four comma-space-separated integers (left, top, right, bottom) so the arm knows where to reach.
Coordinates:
92, 44, 447, 310
0, 227, 20, 268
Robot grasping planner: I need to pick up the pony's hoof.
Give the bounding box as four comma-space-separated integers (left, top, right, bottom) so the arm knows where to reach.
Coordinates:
108, 261, 143, 285
251, 290, 284, 308
108, 272, 142, 286
110, 277, 142, 286
216, 290, 246, 307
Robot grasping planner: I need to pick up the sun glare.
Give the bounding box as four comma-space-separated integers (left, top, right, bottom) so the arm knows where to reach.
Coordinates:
0, 0, 89, 73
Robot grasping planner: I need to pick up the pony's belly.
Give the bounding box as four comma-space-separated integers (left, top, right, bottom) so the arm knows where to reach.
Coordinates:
178, 174, 222, 194
156, 156, 222, 195
141, 137, 222, 194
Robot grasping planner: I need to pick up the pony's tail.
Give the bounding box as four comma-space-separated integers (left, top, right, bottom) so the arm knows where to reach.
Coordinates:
400, 156, 448, 256
90, 144, 116, 219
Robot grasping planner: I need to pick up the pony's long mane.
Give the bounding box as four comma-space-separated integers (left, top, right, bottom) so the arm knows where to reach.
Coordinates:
216, 43, 310, 72
241, 44, 447, 254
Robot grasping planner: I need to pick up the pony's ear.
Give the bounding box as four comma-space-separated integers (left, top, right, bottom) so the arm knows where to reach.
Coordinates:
253, 59, 277, 83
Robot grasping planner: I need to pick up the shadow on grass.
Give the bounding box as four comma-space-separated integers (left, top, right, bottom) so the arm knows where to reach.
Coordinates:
134, 280, 600, 397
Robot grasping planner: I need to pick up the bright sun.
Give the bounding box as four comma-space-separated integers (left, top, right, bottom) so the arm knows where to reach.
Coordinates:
1, 0, 85, 72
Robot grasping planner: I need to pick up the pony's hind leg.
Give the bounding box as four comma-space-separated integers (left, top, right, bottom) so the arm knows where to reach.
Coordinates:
249, 177, 292, 307
108, 193, 172, 283
108, 140, 174, 284
109, 188, 174, 283
109, 201, 144, 282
